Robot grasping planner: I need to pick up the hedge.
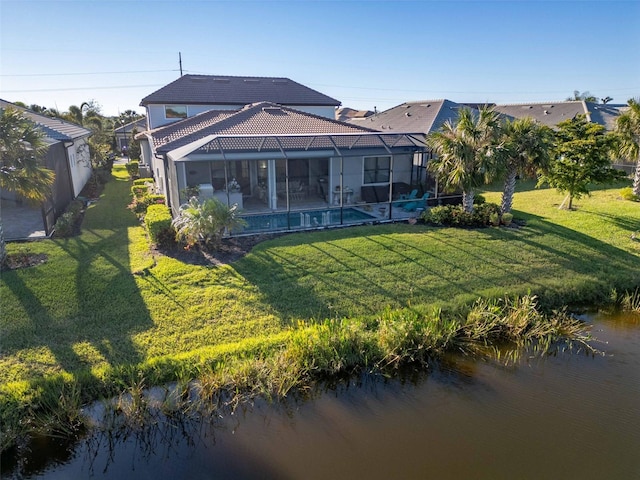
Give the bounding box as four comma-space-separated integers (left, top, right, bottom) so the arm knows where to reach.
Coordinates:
144, 204, 174, 246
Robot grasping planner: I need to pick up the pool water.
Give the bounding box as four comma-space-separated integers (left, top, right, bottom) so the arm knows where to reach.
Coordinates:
241, 208, 376, 233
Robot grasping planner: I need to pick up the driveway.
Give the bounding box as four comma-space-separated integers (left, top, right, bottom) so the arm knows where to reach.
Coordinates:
1, 200, 47, 240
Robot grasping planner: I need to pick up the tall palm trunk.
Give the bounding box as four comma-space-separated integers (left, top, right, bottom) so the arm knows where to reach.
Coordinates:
633, 157, 640, 197
501, 165, 518, 214
462, 189, 475, 213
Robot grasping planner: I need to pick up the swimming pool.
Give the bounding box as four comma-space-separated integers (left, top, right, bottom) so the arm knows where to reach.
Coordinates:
241, 208, 377, 233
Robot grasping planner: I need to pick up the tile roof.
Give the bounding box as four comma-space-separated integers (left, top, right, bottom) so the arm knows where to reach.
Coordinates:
153, 102, 380, 154
140, 74, 341, 107
1, 99, 92, 142
349, 100, 470, 135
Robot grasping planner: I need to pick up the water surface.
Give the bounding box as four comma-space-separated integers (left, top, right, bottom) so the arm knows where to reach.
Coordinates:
4, 312, 639, 479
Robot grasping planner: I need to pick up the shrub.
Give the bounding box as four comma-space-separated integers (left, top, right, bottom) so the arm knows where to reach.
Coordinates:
53, 199, 86, 237
502, 212, 514, 226
131, 185, 148, 199
53, 212, 76, 237
133, 178, 154, 187
125, 161, 139, 179
620, 187, 639, 202
172, 197, 247, 249
422, 203, 500, 228
129, 194, 166, 217
473, 194, 486, 205
145, 204, 174, 247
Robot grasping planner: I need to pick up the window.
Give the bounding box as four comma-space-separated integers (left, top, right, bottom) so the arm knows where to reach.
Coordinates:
363, 156, 390, 184
165, 105, 187, 119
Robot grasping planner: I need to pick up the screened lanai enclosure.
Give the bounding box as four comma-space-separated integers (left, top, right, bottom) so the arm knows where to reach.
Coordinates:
164, 133, 458, 236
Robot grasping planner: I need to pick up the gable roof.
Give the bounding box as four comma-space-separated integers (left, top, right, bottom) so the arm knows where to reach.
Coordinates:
151, 102, 379, 154
1, 99, 92, 142
140, 74, 341, 107
349, 100, 470, 135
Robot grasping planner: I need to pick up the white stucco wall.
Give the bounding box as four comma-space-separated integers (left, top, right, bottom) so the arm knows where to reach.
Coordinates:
67, 137, 92, 197
146, 104, 337, 129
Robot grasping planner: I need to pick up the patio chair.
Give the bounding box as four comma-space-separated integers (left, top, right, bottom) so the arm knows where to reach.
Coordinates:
403, 192, 430, 212
398, 189, 418, 201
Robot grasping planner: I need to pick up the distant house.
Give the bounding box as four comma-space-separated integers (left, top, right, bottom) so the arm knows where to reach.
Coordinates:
138, 101, 426, 235
336, 107, 375, 122
492, 101, 625, 130
114, 117, 146, 153
1, 99, 93, 238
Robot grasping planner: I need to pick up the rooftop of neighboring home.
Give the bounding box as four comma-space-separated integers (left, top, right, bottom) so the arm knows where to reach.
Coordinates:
335, 107, 375, 122
348, 99, 470, 135
140, 74, 341, 107
0, 99, 92, 143
492, 101, 626, 129
148, 101, 380, 154
114, 117, 147, 134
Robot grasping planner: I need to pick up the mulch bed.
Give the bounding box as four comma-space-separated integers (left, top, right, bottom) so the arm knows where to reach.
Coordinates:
154, 233, 285, 267
2, 252, 48, 271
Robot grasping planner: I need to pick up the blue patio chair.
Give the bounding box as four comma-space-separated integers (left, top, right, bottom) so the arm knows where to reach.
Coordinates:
398, 189, 418, 201
403, 192, 430, 212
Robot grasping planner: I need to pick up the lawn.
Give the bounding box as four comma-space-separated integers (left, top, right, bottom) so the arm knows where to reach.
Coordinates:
1, 167, 639, 448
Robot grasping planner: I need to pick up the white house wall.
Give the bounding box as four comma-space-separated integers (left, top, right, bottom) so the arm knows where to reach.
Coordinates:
147, 104, 337, 129
66, 137, 92, 197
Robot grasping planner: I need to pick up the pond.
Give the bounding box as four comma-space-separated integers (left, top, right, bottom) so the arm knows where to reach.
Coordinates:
3, 311, 639, 479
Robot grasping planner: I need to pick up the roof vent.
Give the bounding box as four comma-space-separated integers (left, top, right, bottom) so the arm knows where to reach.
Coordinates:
262, 106, 285, 115
272, 79, 288, 84
405, 112, 411, 117
213, 78, 230, 83
543, 110, 549, 115
244, 79, 260, 83
522, 106, 532, 109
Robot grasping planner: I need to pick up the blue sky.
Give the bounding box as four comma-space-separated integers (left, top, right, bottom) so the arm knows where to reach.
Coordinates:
1, 0, 639, 117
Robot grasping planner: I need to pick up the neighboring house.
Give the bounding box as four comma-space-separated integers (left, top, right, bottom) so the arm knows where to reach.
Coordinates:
492, 101, 625, 130
348, 100, 474, 198
114, 117, 146, 153
1, 99, 93, 238
139, 74, 341, 130
140, 101, 426, 235
350, 99, 471, 135
138, 74, 342, 178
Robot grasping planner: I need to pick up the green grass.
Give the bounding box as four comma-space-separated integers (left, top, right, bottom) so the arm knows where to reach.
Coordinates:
1, 170, 639, 449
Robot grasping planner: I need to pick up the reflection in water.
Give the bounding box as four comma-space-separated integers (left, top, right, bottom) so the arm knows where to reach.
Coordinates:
3, 312, 640, 479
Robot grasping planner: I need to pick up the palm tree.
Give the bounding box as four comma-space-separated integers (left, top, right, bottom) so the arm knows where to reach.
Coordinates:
499, 117, 553, 214
615, 98, 640, 196
65, 102, 103, 131
172, 197, 246, 249
427, 106, 503, 212
0, 107, 54, 265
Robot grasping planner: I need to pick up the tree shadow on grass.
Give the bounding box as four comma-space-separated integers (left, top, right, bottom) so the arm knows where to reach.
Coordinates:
1, 173, 154, 384
1, 229, 154, 379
